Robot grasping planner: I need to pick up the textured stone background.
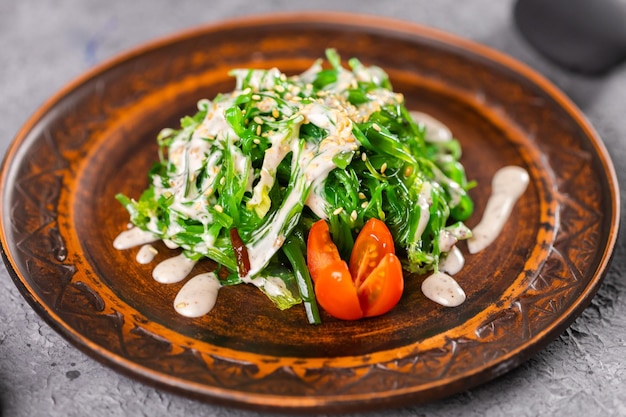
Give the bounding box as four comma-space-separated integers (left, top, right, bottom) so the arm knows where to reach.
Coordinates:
1, 1, 625, 416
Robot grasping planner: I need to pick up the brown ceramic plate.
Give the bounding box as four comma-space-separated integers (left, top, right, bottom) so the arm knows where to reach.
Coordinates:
0, 12, 620, 413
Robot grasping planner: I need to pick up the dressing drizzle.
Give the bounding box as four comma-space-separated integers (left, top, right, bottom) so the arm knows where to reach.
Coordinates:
468, 166, 529, 254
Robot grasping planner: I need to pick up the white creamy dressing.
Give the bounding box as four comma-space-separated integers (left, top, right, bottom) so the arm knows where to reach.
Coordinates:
305, 176, 330, 218
174, 272, 221, 318
254, 275, 290, 297
439, 246, 465, 275
136, 244, 158, 264
414, 182, 432, 242
113, 226, 157, 250
421, 271, 466, 307
332, 66, 358, 94
163, 239, 179, 249
409, 111, 453, 143
152, 253, 197, 284
295, 60, 323, 85
467, 166, 529, 254
438, 230, 459, 253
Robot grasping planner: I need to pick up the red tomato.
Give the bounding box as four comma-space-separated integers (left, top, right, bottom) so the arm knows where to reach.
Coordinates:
349, 218, 395, 287
314, 260, 363, 320
357, 252, 404, 317
307, 220, 342, 282
307, 218, 404, 321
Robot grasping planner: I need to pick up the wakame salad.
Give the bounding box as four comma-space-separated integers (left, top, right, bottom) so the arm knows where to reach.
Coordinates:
116, 49, 475, 323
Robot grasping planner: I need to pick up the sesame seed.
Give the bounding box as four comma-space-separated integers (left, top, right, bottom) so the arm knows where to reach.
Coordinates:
358, 192, 366, 200
220, 177, 225, 185
242, 88, 251, 95
372, 123, 381, 132
256, 125, 261, 136
274, 235, 285, 248
380, 162, 388, 174
333, 207, 344, 216
272, 108, 280, 118
350, 210, 358, 221
214, 204, 224, 213
253, 116, 264, 125
251, 94, 261, 100
275, 85, 286, 93
253, 138, 261, 144
361, 152, 367, 161
361, 201, 369, 209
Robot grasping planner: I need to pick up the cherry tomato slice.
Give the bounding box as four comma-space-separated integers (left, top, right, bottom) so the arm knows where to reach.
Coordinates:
357, 252, 404, 317
314, 260, 363, 320
307, 220, 343, 282
349, 218, 395, 287
308, 218, 403, 321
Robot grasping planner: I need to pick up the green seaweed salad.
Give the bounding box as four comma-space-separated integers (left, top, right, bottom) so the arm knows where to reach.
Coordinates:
116, 49, 475, 324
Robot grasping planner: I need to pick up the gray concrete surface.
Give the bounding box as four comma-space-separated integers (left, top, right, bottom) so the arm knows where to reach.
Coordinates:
1, 1, 625, 416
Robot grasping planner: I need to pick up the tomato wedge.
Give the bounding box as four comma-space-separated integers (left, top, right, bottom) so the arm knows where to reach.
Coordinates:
314, 260, 363, 320
307, 219, 342, 282
307, 218, 405, 321
349, 218, 395, 287
357, 252, 404, 317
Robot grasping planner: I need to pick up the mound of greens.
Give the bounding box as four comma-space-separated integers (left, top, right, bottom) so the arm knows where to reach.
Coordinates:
117, 49, 474, 324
